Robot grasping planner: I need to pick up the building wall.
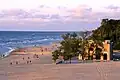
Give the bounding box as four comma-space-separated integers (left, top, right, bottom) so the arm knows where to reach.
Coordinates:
79, 40, 112, 61
102, 40, 111, 60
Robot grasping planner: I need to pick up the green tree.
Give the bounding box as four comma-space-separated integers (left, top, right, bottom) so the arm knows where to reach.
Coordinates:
90, 19, 120, 50
52, 32, 83, 63
52, 50, 61, 63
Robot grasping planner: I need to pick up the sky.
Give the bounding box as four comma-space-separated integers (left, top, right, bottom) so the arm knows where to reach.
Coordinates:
0, 0, 120, 31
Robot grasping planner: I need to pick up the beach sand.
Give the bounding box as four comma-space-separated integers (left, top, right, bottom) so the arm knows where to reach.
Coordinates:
0, 44, 55, 65
0, 44, 55, 80
0, 45, 120, 80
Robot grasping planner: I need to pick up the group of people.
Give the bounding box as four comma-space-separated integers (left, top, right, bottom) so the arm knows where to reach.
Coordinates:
40, 47, 50, 52
9, 53, 43, 65
33, 54, 40, 58
10, 56, 32, 65
9, 45, 55, 65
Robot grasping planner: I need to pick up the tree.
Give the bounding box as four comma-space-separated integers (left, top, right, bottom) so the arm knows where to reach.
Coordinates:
80, 31, 89, 60
61, 32, 83, 63
52, 50, 61, 63
90, 19, 120, 50
52, 32, 83, 63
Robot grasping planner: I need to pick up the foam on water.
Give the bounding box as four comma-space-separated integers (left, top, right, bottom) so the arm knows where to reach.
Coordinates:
0, 47, 15, 57
0, 31, 66, 56
4, 38, 61, 45
0, 31, 84, 56
4, 47, 15, 56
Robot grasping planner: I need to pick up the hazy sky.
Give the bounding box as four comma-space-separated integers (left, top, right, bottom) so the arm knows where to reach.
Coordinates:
0, 0, 120, 31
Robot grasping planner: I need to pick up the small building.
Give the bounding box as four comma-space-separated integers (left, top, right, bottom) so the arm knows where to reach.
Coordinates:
78, 40, 113, 61
101, 40, 113, 61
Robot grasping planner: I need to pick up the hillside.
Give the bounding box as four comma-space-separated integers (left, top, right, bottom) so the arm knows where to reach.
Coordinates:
90, 19, 120, 50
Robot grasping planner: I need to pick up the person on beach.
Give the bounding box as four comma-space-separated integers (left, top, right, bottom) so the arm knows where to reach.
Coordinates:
10, 62, 12, 65
28, 57, 30, 59
36, 55, 39, 58
3, 54, 5, 57
23, 57, 24, 60
30, 60, 32, 63
16, 61, 18, 64
40, 49, 43, 55
1, 54, 5, 58
27, 61, 29, 64
41, 49, 43, 52
33, 54, 38, 58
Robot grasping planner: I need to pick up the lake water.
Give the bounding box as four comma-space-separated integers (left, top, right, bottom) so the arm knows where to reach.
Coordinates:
0, 31, 69, 56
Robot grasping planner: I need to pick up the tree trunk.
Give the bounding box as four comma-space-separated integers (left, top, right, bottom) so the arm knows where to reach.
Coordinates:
69, 58, 71, 64
54, 60, 56, 63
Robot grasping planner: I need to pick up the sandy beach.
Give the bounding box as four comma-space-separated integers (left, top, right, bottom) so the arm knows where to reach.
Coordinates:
1, 44, 56, 65
0, 45, 120, 80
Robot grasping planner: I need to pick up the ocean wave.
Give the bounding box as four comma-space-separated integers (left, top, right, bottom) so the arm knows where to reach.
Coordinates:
23, 38, 33, 40
4, 38, 61, 45
0, 43, 6, 46
0, 38, 61, 57
5, 47, 15, 56
22, 38, 61, 44
0, 38, 62, 57
1, 47, 15, 57
0, 31, 67, 57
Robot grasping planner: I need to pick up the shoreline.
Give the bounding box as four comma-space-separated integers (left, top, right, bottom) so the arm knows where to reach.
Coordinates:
0, 43, 59, 66
10, 44, 56, 55
0, 43, 60, 66
0, 42, 60, 58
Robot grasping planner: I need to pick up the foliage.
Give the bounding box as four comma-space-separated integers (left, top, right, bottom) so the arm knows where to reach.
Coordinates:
52, 50, 61, 62
90, 19, 120, 50
52, 18, 120, 62
52, 32, 83, 63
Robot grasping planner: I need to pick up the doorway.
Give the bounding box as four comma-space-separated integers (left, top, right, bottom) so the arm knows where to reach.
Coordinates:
103, 54, 107, 60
